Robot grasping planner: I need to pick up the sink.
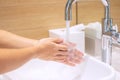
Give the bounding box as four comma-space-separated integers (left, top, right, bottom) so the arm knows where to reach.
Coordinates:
112, 46, 120, 72
4, 55, 116, 80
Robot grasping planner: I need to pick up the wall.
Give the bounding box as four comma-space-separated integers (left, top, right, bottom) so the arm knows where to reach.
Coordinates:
0, 0, 76, 39
0, 0, 120, 39
77, 0, 120, 31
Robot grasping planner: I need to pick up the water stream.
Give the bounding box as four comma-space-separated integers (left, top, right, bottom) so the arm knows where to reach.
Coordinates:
65, 21, 76, 60
65, 21, 70, 42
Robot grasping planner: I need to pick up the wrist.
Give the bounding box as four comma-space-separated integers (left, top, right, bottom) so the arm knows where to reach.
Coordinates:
32, 40, 39, 46
32, 42, 43, 58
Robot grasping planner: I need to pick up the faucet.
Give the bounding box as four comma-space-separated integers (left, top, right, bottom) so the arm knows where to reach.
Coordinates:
102, 0, 113, 65
102, 0, 120, 65
65, 0, 120, 65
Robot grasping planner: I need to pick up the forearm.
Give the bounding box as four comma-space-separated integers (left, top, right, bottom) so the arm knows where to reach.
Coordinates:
0, 30, 38, 48
0, 47, 37, 74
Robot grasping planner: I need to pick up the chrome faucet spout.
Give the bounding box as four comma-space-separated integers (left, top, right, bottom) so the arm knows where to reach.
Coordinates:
65, 0, 75, 21
102, 0, 113, 33
105, 0, 110, 19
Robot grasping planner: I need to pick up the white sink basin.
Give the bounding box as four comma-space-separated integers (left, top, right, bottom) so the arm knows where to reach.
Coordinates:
4, 55, 116, 80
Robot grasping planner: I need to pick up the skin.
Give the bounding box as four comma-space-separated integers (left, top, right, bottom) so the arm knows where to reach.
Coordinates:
0, 30, 83, 74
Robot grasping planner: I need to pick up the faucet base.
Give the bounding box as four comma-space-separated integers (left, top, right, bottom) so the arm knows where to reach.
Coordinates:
102, 35, 112, 65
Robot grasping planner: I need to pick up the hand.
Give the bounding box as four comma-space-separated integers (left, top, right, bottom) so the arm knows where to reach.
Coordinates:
34, 38, 68, 60
60, 42, 84, 66
34, 38, 84, 66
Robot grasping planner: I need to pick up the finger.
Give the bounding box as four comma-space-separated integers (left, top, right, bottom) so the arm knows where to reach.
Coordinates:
67, 49, 84, 63
54, 59, 76, 66
69, 50, 83, 63
68, 57, 79, 63
62, 60, 76, 66
67, 42, 76, 47
51, 38, 64, 44
68, 57, 83, 64
74, 49, 84, 59
56, 44, 68, 51
53, 55, 68, 60
62, 41, 76, 48
55, 52, 69, 56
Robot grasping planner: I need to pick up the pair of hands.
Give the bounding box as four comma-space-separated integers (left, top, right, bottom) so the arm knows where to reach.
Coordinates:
34, 38, 84, 66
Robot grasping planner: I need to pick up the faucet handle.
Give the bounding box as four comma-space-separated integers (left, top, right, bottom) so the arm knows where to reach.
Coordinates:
112, 24, 118, 33
73, 0, 79, 4
117, 33, 120, 43
101, 0, 108, 6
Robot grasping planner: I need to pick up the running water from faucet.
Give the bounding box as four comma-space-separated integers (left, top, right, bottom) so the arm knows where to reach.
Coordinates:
65, 21, 70, 42
65, 21, 77, 61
